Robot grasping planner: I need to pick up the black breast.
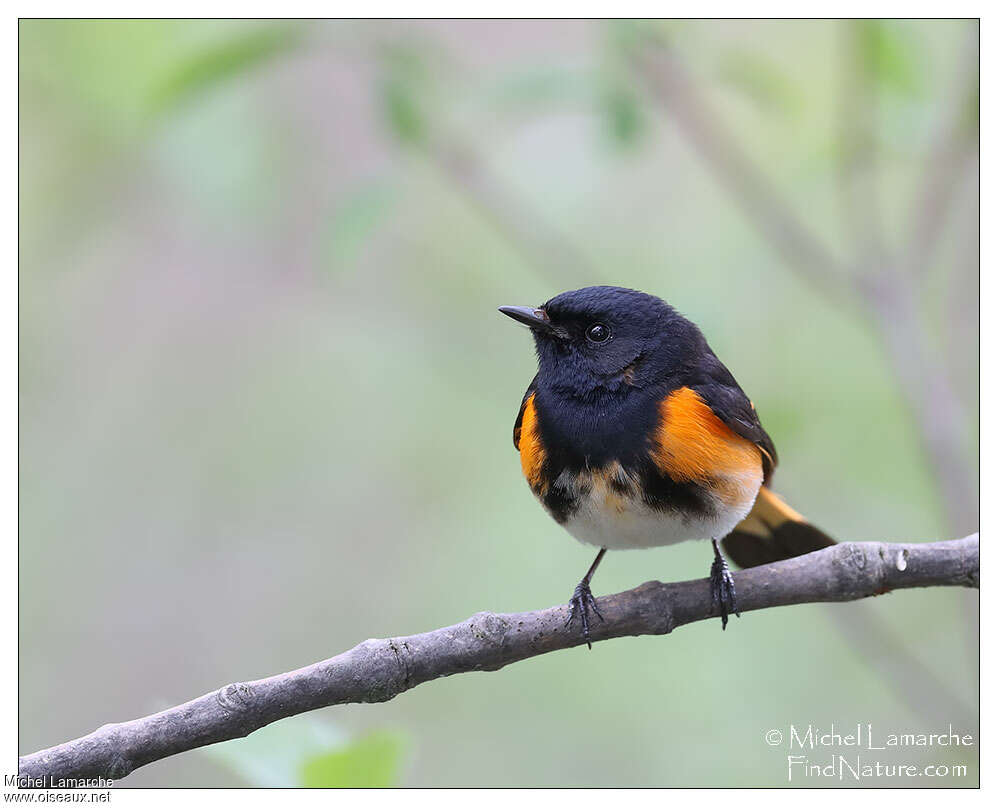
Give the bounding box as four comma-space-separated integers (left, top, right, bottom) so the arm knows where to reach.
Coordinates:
533, 386, 660, 469
530, 385, 717, 525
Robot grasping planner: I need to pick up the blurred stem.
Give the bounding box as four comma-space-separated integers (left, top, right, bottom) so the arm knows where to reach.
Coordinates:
838, 20, 888, 277
945, 184, 980, 401
422, 135, 598, 287
859, 269, 976, 534
834, 19, 976, 534
629, 40, 855, 306
631, 34, 976, 536
827, 605, 975, 730
903, 23, 979, 281
629, 29, 977, 732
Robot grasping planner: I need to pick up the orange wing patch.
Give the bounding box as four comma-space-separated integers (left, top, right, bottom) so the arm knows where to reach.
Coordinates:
518, 394, 548, 493
653, 387, 764, 504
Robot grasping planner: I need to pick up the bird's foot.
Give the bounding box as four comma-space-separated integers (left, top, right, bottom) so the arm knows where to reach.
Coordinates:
710, 543, 740, 630
566, 579, 604, 649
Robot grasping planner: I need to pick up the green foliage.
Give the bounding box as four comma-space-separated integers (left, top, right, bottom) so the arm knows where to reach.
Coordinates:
378, 46, 429, 145
20, 20, 185, 139
150, 24, 300, 113
323, 181, 399, 271
201, 715, 347, 787
382, 79, 424, 144
605, 18, 662, 54
600, 83, 644, 147
486, 67, 589, 114
717, 48, 801, 116
300, 731, 407, 788
962, 77, 980, 133
598, 21, 651, 148
854, 20, 923, 97
18, 20, 300, 146
202, 716, 406, 787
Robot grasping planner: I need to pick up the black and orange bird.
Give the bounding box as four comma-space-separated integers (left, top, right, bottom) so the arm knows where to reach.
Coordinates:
500, 286, 834, 647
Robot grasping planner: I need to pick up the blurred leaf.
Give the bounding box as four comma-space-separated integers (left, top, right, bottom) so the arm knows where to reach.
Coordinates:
605, 18, 666, 55
486, 67, 589, 113
600, 84, 645, 147
962, 77, 979, 134
717, 49, 801, 116
20, 20, 190, 138
854, 20, 922, 97
202, 715, 346, 787
381, 77, 425, 143
150, 24, 299, 113
300, 731, 406, 788
323, 181, 398, 270
599, 22, 651, 148
378, 45, 428, 145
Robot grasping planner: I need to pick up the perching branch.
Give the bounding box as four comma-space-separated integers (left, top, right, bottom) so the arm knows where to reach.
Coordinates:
19, 535, 979, 785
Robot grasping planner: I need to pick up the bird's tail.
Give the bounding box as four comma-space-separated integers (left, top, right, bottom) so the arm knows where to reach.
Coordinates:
722, 486, 836, 568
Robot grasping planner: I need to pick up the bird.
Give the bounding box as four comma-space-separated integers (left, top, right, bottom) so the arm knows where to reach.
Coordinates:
499, 286, 835, 647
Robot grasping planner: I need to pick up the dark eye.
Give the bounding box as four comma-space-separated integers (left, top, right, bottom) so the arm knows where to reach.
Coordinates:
586, 323, 610, 343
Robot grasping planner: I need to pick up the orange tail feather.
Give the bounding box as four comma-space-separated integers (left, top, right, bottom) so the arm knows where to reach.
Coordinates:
722, 487, 836, 568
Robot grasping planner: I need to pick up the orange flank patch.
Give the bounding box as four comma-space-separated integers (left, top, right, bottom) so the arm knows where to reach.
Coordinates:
653, 387, 763, 504
518, 394, 548, 493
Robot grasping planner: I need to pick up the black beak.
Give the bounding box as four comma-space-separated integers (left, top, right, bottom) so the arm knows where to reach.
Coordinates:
498, 305, 554, 333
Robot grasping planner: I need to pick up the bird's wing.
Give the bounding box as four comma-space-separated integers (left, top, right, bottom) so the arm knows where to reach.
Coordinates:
689, 351, 778, 484
513, 374, 539, 450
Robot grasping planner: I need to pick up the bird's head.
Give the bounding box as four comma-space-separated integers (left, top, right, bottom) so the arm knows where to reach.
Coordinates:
500, 286, 698, 397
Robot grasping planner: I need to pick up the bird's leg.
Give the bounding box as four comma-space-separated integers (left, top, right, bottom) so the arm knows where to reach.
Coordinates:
710, 538, 740, 629
566, 547, 607, 649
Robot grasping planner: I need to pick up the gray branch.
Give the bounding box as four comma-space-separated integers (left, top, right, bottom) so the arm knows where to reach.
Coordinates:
19, 535, 979, 785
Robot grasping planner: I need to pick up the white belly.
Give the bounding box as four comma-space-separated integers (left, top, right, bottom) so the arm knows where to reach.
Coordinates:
555, 467, 762, 550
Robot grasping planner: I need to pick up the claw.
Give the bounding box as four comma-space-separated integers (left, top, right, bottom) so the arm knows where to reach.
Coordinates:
710, 539, 740, 630
566, 580, 604, 649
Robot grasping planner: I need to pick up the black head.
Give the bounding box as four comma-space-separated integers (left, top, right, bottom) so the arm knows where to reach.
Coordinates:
500, 286, 701, 397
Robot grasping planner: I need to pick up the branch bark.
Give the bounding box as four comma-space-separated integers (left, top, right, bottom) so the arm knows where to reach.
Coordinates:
19, 535, 979, 786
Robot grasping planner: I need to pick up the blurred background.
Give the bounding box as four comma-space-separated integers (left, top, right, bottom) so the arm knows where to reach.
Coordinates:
19, 19, 978, 787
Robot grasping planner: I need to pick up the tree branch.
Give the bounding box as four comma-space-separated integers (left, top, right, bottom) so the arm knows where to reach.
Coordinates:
19, 535, 979, 786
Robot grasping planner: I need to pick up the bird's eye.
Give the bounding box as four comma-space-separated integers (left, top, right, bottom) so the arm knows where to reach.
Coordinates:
586, 323, 610, 343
